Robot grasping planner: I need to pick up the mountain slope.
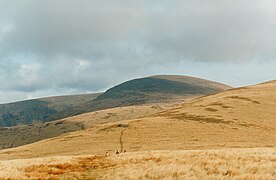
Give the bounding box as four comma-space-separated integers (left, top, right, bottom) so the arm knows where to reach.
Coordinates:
0, 80, 274, 160
77, 75, 231, 114
0, 93, 102, 127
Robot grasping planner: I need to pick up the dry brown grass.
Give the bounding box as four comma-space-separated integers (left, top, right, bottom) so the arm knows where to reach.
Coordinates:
22, 156, 112, 179
0, 148, 275, 179
102, 148, 276, 180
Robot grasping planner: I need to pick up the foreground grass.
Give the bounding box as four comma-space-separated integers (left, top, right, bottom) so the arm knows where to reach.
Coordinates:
101, 148, 276, 180
0, 148, 275, 179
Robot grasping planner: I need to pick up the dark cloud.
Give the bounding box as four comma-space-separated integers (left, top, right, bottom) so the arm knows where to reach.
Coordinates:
0, 0, 275, 103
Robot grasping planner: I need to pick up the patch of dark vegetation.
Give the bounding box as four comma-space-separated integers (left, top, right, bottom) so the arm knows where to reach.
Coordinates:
117, 124, 128, 128
44, 123, 50, 127
209, 102, 232, 108
98, 123, 129, 132
64, 135, 84, 139
194, 105, 205, 107
170, 113, 232, 124
237, 122, 254, 127
155, 110, 181, 117
204, 108, 218, 112
103, 113, 117, 119
76, 122, 85, 130
226, 96, 260, 104
55, 121, 64, 125
151, 105, 161, 109
224, 87, 248, 92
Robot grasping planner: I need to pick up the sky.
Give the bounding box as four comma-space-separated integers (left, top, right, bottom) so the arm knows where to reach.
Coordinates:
0, 0, 275, 104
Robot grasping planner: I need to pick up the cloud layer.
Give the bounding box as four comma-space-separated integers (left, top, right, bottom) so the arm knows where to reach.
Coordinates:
0, 0, 275, 103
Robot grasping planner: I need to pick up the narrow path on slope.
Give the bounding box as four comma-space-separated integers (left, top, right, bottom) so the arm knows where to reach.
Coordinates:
119, 129, 125, 153
119, 120, 142, 153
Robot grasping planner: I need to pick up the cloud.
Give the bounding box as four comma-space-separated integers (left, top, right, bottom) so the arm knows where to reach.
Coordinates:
0, 0, 275, 103
1, 0, 276, 62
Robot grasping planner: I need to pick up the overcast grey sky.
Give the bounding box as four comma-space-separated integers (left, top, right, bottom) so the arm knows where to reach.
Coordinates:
0, 0, 275, 103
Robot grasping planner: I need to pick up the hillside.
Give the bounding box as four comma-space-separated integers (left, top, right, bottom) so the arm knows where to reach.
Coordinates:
0, 103, 174, 150
0, 75, 231, 127
0, 80, 274, 160
0, 93, 101, 127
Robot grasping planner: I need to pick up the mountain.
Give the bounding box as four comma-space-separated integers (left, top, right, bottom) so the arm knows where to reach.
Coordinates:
0, 80, 274, 160
0, 75, 231, 127
0, 93, 102, 127
75, 75, 232, 114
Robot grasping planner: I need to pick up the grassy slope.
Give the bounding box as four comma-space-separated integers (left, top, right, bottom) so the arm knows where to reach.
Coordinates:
0, 103, 176, 150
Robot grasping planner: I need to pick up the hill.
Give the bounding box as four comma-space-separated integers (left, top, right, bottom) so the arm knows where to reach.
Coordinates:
0, 75, 231, 127
0, 80, 274, 160
0, 93, 102, 127
76, 75, 231, 114
0, 103, 174, 150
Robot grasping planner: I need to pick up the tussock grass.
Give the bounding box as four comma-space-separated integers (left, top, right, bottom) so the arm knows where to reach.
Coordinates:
101, 148, 276, 180
10, 148, 275, 179
22, 156, 112, 179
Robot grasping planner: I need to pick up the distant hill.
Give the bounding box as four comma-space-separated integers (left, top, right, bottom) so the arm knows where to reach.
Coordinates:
77, 75, 232, 114
0, 75, 231, 127
0, 93, 101, 127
